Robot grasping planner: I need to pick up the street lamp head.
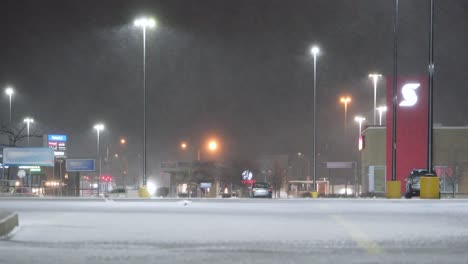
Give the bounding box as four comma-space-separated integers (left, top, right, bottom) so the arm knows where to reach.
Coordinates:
134, 17, 157, 28
208, 140, 218, 152
310, 46, 320, 56
180, 142, 188, 150
340, 96, 351, 103
368, 73, 382, 80
355, 116, 366, 122
120, 138, 126, 145
93, 123, 104, 131
376, 106, 388, 112
5, 87, 14, 96
23, 117, 34, 123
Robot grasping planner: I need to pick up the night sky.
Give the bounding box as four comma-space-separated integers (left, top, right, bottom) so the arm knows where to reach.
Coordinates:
1, 0, 467, 178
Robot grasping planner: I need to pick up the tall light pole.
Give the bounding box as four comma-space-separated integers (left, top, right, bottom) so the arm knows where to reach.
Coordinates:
94, 123, 104, 197
310, 45, 320, 192
340, 96, 351, 133
134, 17, 156, 187
23, 117, 34, 145
5, 87, 14, 124
376, 106, 387, 126
355, 116, 366, 134
368, 73, 382, 125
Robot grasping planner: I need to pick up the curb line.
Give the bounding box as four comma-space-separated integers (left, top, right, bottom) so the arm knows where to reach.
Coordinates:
0, 212, 19, 238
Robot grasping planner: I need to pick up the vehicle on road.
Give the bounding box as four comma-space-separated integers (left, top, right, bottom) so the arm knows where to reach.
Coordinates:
405, 169, 440, 199
250, 182, 272, 198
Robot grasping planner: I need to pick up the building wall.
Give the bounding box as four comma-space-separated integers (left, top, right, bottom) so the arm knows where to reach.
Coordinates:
360, 127, 386, 194
433, 128, 468, 193
360, 127, 468, 194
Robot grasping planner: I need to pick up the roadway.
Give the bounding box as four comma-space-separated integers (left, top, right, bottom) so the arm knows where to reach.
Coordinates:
1, 198, 468, 264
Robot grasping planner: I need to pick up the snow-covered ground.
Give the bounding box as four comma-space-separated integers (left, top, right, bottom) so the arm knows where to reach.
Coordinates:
1, 198, 468, 264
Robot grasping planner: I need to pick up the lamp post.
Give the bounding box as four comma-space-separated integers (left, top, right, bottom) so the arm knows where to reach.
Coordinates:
376, 106, 388, 126
5, 87, 14, 124
310, 45, 320, 192
369, 73, 382, 125
93, 123, 104, 197
180, 139, 218, 161
340, 96, 351, 133
354, 116, 366, 135
134, 17, 156, 187
23, 117, 34, 145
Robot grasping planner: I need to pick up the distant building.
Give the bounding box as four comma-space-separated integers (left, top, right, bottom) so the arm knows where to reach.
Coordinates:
360, 126, 468, 195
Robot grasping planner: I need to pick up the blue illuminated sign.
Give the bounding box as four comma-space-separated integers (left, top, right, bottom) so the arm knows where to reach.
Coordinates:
3, 148, 55, 167
66, 159, 95, 172
48, 134, 67, 142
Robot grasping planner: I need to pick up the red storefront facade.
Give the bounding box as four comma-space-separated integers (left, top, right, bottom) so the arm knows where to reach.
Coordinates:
386, 77, 429, 193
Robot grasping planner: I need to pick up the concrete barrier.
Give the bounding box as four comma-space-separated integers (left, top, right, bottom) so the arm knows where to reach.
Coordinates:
0, 211, 18, 238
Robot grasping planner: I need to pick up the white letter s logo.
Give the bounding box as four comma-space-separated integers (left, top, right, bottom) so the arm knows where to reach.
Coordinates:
400, 83, 420, 107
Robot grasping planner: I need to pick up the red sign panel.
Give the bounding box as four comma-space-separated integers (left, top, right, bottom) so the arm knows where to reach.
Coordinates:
386, 77, 428, 193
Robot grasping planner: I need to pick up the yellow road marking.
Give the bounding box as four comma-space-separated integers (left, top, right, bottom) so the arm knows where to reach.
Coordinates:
330, 214, 384, 254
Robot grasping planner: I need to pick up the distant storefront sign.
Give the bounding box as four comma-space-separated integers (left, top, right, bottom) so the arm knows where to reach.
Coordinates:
242, 170, 253, 180
48, 134, 67, 142
200, 182, 212, 189
44, 134, 67, 157
325, 162, 354, 169
19, 166, 42, 172
66, 159, 95, 172
241, 180, 255, 186
3, 148, 55, 167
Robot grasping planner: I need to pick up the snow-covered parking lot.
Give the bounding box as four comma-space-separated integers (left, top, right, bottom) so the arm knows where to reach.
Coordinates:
1, 198, 468, 264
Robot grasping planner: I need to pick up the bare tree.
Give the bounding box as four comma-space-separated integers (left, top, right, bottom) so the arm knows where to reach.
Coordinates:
0, 122, 43, 180
0, 122, 42, 149
272, 161, 283, 198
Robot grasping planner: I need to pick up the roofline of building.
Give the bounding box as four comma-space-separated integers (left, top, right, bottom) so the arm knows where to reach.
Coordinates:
362, 125, 468, 134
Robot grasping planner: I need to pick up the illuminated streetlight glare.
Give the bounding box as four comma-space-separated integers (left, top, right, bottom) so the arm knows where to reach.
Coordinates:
93, 123, 104, 197
5, 86, 14, 124
180, 142, 188, 150
340, 97, 351, 104
310, 46, 320, 56
369, 73, 382, 125
133, 17, 156, 28
340, 96, 352, 133
5, 87, 14, 96
120, 138, 126, 145
355, 116, 366, 134
376, 106, 388, 126
23, 117, 34, 124
23, 117, 34, 145
94, 123, 104, 131
208, 140, 218, 151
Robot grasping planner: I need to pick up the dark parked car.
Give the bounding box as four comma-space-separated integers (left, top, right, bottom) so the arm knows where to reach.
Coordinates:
405, 169, 439, 199
250, 182, 272, 198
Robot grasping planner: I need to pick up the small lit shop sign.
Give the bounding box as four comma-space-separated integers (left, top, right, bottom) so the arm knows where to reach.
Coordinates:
48, 135, 67, 142
19, 166, 41, 172
45, 134, 67, 157
358, 135, 364, 151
